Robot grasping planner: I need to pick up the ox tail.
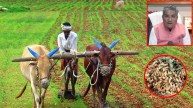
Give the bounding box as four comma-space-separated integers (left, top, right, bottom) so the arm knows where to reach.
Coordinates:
83, 82, 91, 97
16, 81, 28, 99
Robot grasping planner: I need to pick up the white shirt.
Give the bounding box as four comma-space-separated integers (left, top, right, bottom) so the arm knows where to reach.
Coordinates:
57, 31, 77, 53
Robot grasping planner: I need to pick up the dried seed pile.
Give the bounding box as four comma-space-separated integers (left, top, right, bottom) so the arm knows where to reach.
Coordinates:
145, 56, 186, 96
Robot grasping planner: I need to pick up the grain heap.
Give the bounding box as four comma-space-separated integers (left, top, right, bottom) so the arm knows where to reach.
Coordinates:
145, 56, 186, 96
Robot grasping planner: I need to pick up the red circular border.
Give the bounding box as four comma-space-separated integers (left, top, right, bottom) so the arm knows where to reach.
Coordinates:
144, 54, 188, 98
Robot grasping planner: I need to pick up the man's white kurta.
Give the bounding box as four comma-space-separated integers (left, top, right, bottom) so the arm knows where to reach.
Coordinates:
57, 31, 77, 53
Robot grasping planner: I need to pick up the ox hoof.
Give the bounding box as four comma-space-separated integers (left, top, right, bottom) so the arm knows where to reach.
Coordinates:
64, 90, 76, 99
102, 102, 110, 108
58, 90, 64, 98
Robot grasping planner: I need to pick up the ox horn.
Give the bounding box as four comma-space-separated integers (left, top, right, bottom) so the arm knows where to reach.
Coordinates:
12, 47, 60, 62
28, 47, 39, 58
48, 47, 59, 57
109, 40, 119, 49
94, 38, 102, 49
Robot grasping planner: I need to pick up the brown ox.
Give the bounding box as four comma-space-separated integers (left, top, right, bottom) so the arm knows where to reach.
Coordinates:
83, 38, 119, 108
15, 45, 59, 108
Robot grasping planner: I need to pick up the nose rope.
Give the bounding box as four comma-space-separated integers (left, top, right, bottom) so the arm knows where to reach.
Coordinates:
29, 62, 52, 104
73, 69, 82, 78
88, 57, 113, 85
58, 63, 69, 78
35, 66, 40, 82
36, 67, 51, 82
99, 58, 113, 76
35, 66, 42, 104
84, 51, 99, 86
90, 57, 100, 86
49, 59, 59, 74
85, 62, 91, 71
100, 58, 113, 68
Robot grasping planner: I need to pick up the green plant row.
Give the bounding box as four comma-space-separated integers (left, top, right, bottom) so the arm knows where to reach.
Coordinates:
112, 76, 153, 107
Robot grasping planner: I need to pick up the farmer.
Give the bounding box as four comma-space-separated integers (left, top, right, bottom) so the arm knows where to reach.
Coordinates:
149, 5, 191, 45
57, 22, 78, 98
57, 22, 78, 70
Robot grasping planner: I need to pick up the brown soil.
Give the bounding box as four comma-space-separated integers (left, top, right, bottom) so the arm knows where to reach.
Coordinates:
83, 12, 89, 32
79, 78, 144, 108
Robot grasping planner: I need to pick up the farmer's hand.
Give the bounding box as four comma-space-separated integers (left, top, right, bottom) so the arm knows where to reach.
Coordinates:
60, 52, 64, 56
70, 49, 77, 55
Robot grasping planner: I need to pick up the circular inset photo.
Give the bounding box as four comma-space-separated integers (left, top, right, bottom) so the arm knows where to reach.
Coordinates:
144, 54, 187, 98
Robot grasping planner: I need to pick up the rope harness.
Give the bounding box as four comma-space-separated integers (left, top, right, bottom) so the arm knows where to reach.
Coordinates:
35, 60, 58, 82
58, 51, 82, 80
87, 57, 113, 86
58, 51, 113, 86
29, 59, 58, 103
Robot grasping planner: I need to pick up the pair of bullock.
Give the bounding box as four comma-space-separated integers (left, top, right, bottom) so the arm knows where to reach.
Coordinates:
12, 38, 139, 108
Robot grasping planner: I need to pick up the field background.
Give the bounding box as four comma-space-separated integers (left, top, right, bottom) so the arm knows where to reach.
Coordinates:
0, 0, 193, 108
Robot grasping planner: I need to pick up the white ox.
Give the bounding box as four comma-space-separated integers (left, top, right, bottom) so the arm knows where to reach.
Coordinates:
16, 45, 59, 108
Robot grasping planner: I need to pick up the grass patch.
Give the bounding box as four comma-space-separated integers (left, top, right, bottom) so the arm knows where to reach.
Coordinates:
180, 91, 193, 104
0, 11, 59, 107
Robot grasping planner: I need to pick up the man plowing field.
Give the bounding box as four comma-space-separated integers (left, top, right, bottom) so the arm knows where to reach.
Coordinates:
57, 22, 79, 99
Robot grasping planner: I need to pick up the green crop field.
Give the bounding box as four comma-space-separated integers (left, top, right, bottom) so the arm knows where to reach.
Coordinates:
1, 0, 193, 108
